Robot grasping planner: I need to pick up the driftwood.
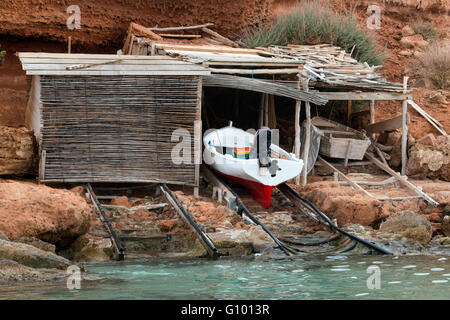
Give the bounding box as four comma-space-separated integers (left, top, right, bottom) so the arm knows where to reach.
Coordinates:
365, 114, 409, 135
365, 152, 439, 206
318, 156, 376, 199
201, 27, 238, 47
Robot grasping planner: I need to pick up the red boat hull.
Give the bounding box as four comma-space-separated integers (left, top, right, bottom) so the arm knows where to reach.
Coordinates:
219, 172, 274, 208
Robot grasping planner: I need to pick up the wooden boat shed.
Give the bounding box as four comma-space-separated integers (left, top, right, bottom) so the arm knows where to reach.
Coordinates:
18, 51, 327, 195
18, 52, 211, 191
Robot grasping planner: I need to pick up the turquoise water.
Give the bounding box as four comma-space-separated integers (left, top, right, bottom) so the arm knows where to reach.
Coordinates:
0, 255, 449, 300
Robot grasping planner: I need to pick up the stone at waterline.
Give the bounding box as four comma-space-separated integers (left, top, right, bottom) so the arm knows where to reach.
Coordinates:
0, 239, 72, 270
67, 234, 114, 262
379, 211, 433, 244
16, 237, 56, 253
442, 216, 450, 237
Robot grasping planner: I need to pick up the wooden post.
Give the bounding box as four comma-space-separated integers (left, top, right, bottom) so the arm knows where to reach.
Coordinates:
194, 76, 203, 197
264, 93, 269, 126
259, 93, 264, 128
401, 76, 409, 176
369, 100, 375, 124
67, 36, 72, 54
347, 100, 352, 126
302, 78, 311, 187
294, 77, 302, 185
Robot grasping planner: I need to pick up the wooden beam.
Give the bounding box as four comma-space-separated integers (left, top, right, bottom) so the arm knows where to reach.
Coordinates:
347, 100, 352, 126
149, 23, 214, 32
130, 22, 163, 40
407, 100, 448, 136
311, 91, 412, 101
302, 79, 311, 187
365, 152, 439, 207
318, 156, 377, 199
201, 27, 238, 47
294, 79, 301, 185
401, 77, 409, 176
365, 114, 409, 135
194, 77, 202, 198
208, 68, 302, 75
159, 33, 202, 39
369, 100, 375, 124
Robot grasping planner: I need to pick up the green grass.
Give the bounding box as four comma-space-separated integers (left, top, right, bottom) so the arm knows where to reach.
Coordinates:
241, 1, 385, 65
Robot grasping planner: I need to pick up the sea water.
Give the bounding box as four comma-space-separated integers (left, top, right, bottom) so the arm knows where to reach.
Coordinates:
0, 254, 448, 300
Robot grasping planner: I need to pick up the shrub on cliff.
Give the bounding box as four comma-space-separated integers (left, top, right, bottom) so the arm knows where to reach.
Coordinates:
417, 44, 450, 89
241, 1, 385, 65
412, 20, 440, 42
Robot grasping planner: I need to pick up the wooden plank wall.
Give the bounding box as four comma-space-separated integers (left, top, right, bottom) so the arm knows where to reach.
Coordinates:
39, 75, 200, 185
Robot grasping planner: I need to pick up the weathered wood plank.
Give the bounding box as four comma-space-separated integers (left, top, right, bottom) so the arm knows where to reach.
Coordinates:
365, 114, 409, 135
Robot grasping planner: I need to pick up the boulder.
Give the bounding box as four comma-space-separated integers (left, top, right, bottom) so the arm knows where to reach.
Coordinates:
429, 92, 448, 104
406, 135, 450, 180
442, 216, 450, 237
16, 237, 56, 253
401, 25, 415, 37
110, 196, 131, 208
300, 181, 384, 227
0, 258, 97, 282
379, 211, 433, 244
0, 239, 71, 269
0, 180, 94, 245
0, 126, 36, 175
400, 34, 429, 50
69, 234, 114, 262
0, 231, 9, 241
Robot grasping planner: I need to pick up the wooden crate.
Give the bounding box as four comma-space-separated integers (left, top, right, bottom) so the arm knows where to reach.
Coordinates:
311, 117, 371, 160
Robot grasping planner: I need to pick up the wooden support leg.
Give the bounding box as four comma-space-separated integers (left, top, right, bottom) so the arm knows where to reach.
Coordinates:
302, 101, 311, 186
294, 100, 301, 185
401, 99, 408, 176
347, 100, 352, 126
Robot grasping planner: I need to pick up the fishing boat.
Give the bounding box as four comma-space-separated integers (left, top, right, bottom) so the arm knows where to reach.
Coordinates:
203, 123, 303, 208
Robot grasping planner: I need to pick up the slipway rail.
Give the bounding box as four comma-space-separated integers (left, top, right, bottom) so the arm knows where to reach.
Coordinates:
277, 183, 394, 255
203, 166, 296, 256
159, 184, 219, 258
86, 183, 125, 261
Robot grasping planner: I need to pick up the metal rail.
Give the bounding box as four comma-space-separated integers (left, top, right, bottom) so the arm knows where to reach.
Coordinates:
203, 167, 296, 256
277, 183, 394, 255
159, 184, 219, 258
86, 183, 125, 261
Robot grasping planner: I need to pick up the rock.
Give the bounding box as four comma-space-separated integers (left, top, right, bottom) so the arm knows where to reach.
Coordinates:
442, 216, 450, 237
386, 131, 402, 168
0, 180, 94, 245
439, 237, 450, 245
0, 126, 36, 175
0, 259, 97, 282
399, 49, 413, 57
157, 219, 179, 232
401, 25, 415, 37
379, 211, 433, 244
70, 186, 86, 198
0, 231, 9, 241
110, 196, 131, 208
300, 181, 384, 227
400, 34, 429, 50
0, 239, 71, 269
16, 237, 56, 253
429, 92, 448, 104
444, 205, 450, 216
406, 135, 450, 180
69, 234, 114, 262
416, 133, 436, 147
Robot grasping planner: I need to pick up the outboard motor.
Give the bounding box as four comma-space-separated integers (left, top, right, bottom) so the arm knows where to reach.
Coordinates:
256, 127, 279, 177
